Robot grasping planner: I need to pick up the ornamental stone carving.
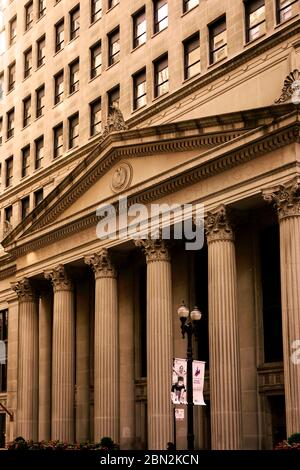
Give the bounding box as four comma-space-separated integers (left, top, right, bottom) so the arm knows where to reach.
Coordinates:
263, 178, 300, 220
84, 248, 117, 279
44, 265, 73, 292
100, 105, 128, 142
205, 205, 234, 242
135, 236, 170, 262
11, 278, 36, 302
275, 69, 300, 104
111, 161, 132, 193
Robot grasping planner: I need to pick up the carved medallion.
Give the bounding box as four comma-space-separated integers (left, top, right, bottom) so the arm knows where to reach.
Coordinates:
275, 69, 300, 104
111, 161, 132, 193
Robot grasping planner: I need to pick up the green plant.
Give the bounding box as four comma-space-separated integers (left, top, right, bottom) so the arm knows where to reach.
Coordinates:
287, 433, 300, 445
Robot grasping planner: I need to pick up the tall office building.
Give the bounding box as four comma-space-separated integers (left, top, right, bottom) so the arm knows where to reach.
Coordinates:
0, 0, 299, 450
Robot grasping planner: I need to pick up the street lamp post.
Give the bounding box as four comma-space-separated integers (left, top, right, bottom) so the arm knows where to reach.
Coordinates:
177, 302, 202, 451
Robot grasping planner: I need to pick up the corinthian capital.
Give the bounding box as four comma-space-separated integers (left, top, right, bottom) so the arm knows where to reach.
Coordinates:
263, 178, 300, 220
135, 236, 170, 262
44, 265, 73, 292
84, 248, 117, 279
11, 278, 36, 302
205, 205, 234, 243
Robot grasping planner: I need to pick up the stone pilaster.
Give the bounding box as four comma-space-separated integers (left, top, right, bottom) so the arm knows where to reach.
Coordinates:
205, 205, 242, 449
135, 237, 173, 450
263, 178, 300, 436
12, 278, 39, 441
44, 265, 75, 442
84, 249, 119, 443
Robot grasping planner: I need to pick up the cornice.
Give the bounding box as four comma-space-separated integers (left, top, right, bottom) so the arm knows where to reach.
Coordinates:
0, 264, 16, 280
7, 120, 300, 258
126, 19, 300, 129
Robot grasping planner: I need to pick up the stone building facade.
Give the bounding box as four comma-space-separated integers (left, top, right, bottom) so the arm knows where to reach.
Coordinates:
0, 0, 299, 450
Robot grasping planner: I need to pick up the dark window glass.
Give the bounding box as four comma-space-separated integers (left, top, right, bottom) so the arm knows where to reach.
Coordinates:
37, 35, 46, 67
9, 16, 17, 45
133, 8, 146, 48
34, 188, 43, 206
183, 0, 199, 13
21, 196, 30, 219
69, 58, 79, 94
7, 108, 14, 139
90, 98, 101, 136
108, 28, 120, 65
0, 310, 8, 393
36, 85, 45, 118
245, 0, 266, 43
21, 145, 30, 178
133, 68, 146, 110
38, 0, 46, 18
91, 0, 102, 22
90, 41, 102, 78
25, 1, 33, 31
70, 5, 80, 40
184, 32, 200, 79
8, 62, 15, 91
35, 135, 44, 169
53, 123, 63, 158
23, 96, 31, 127
154, 54, 168, 97
5, 157, 13, 187
55, 19, 64, 52
154, 0, 168, 33
209, 16, 227, 64
54, 70, 64, 104
68, 113, 79, 149
108, 85, 120, 112
276, 0, 298, 23
24, 47, 32, 78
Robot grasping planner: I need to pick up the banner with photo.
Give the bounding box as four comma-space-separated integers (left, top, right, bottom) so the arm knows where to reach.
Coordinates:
171, 358, 187, 404
193, 360, 206, 406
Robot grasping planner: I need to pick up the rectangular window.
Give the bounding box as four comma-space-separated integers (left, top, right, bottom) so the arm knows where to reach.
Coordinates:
108, 85, 120, 112
54, 70, 64, 104
209, 16, 227, 64
37, 35, 46, 67
90, 41, 102, 79
108, 0, 119, 8
133, 7, 146, 48
8, 61, 16, 91
35, 135, 44, 169
55, 18, 64, 52
108, 27, 120, 65
24, 47, 32, 78
133, 68, 146, 110
183, 0, 199, 13
25, 1, 33, 31
23, 96, 31, 127
7, 108, 14, 139
0, 73, 3, 100
184, 32, 200, 79
91, 0, 102, 22
36, 85, 45, 118
53, 123, 63, 158
69, 58, 79, 94
245, 0, 265, 43
21, 196, 30, 219
38, 0, 46, 18
0, 310, 8, 393
34, 188, 44, 206
0, 117, 3, 145
154, 0, 168, 33
276, 0, 298, 23
5, 156, 13, 187
70, 4, 80, 40
21, 145, 30, 178
154, 54, 168, 97
90, 98, 102, 136
68, 112, 79, 149
9, 16, 17, 45
4, 206, 12, 224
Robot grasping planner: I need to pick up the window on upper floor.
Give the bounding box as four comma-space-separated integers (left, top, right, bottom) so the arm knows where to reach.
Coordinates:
37, 35, 46, 67
23, 95, 31, 127
90, 41, 102, 79
245, 0, 266, 43
133, 7, 146, 49
7, 108, 14, 139
91, 0, 102, 23
24, 47, 32, 79
108, 85, 120, 113
21, 145, 30, 178
55, 18, 64, 52
68, 112, 79, 149
90, 98, 102, 136
108, 0, 119, 8
4, 206, 12, 225
276, 0, 298, 23
9, 16, 17, 45
35, 135, 44, 169
38, 0, 46, 19
0, 117, 3, 145
0, 73, 3, 101
0, 310, 8, 392
209, 16, 227, 64
53, 122, 63, 158
183, 32, 200, 80
34, 188, 44, 206
133, 68, 147, 110
154, 54, 168, 97
69, 58, 79, 94
70, 4, 80, 40
54, 69, 64, 104
5, 156, 13, 187
21, 196, 30, 219
8, 61, 15, 91
25, 1, 33, 31
183, 0, 199, 13
36, 85, 45, 118
153, 0, 168, 34
108, 27, 120, 66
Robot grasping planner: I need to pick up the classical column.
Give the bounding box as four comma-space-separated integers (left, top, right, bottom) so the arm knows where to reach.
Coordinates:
12, 278, 39, 441
205, 205, 242, 450
84, 249, 119, 443
135, 237, 173, 450
263, 178, 300, 436
44, 265, 75, 442
38, 291, 52, 441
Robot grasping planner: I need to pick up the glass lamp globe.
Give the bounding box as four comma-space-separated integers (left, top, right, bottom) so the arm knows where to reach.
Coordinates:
190, 306, 202, 321
177, 302, 189, 318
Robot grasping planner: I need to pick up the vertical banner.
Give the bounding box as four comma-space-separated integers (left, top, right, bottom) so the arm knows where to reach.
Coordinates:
193, 360, 206, 405
171, 358, 187, 404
